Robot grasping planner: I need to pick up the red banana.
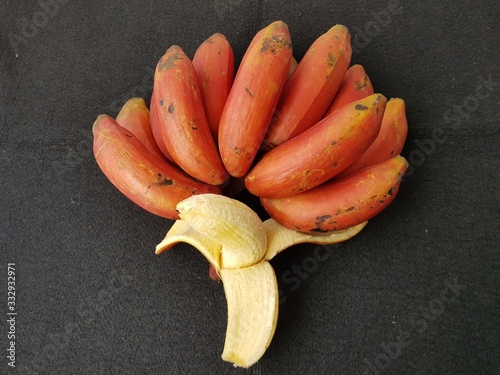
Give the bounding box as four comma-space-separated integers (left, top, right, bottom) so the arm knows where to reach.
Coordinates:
192, 33, 234, 141
245, 94, 387, 198
154, 45, 229, 185
261, 24, 352, 150
218, 20, 293, 178
260, 155, 409, 233
335, 98, 408, 179
115, 97, 166, 161
149, 89, 176, 163
93, 114, 221, 219
323, 64, 374, 117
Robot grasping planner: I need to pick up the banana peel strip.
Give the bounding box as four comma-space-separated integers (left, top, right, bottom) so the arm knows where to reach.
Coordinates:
155, 219, 222, 270
263, 219, 368, 260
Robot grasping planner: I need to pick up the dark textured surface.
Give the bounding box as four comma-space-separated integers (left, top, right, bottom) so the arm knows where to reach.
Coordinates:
1, 1, 499, 374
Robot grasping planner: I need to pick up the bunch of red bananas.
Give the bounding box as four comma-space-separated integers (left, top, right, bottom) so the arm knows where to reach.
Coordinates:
93, 20, 408, 234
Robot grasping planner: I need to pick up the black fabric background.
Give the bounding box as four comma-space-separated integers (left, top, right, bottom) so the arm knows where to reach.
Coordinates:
1, 1, 499, 374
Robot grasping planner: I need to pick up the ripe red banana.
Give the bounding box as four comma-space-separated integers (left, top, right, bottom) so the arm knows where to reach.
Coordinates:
93, 114, 221, 219
218, 20, 293, 178
192, 33, 234, 141
149, 89, 176, 163
245, 94, 387, 198
260, 155, 409, 233
115, 97, 166, 161
154, 45, 229, 185
323, 64, 374, 117
334, 97, 408, 179
262, 24, 352, 150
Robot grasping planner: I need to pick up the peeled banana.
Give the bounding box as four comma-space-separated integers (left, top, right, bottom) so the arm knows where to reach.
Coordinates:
220, 262, 278, 368
155, 194, 367, 367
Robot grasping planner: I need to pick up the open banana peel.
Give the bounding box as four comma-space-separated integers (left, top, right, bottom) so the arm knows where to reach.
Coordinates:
156, 194, 367, 368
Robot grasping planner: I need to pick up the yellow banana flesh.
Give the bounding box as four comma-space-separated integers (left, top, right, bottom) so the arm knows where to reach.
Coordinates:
156, 194, 367, 368
263, 218, 368, 261
220, 262, 278, 368
176, 193, 267, 269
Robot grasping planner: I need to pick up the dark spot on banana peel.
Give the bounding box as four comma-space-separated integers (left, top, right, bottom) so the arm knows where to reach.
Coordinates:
168, 103, 174, 113
327, 52, 336, 67
355, 104, 369, 111
260, 35, 291, 54
316, 214, 333, 223
355, 78, 368, 90
159, 99, 164, 106
387, 187, 394, 196
125, 133, 133, 138
245, 87, 254, 97
158, 53, 184, 70
154, 175, 174, 186
312, 215, 334, 232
